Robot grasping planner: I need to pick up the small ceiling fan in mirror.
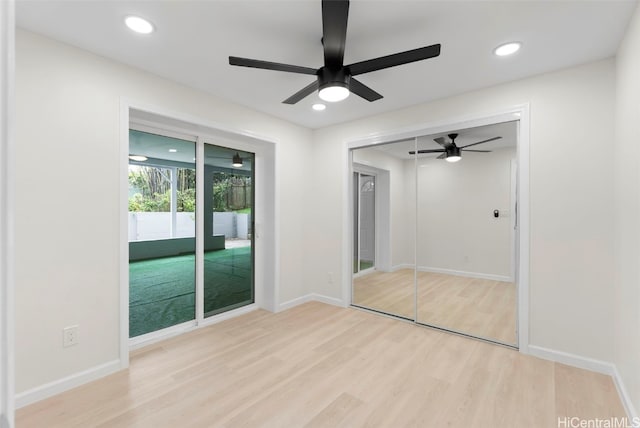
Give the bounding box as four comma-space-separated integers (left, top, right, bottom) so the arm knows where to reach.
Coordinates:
409, 133, 502, 162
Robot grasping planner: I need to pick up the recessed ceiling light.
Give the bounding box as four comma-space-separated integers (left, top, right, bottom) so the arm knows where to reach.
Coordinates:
169, 149, 177, 153
494, 42, 521, 57
129, 155, 148, 162
312, 103, 326, 111
125, 16, 154, 34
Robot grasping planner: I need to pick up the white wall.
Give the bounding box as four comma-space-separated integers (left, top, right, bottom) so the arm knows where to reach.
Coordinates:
0, 1, 14, 426
310, 58, 616, 362
14, 30, 313, 394
614, 2, 640, 417
416, 147, 515, 278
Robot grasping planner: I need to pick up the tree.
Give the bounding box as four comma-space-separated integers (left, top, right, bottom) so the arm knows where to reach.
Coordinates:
128, 166, 251, 213
129, 166, 196, 212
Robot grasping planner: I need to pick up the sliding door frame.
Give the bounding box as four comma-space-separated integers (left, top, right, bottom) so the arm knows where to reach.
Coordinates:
343, 105, 530, 353
119, 100, 277, 366
352, 163, 392, 274
352, 171, 377, 277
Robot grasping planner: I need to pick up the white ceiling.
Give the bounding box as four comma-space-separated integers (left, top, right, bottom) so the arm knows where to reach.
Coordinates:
16, 0, 637, 129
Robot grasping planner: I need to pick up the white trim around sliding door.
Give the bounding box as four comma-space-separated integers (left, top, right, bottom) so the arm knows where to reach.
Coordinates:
119, 99, 278, 363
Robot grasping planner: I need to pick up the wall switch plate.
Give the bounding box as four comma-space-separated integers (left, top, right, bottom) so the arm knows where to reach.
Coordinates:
63, 325, 79, 347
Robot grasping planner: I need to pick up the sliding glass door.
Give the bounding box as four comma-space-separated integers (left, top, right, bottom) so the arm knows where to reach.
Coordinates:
203, 144, 254, 317
128, 130, 196, 337
128, 128, 255, 338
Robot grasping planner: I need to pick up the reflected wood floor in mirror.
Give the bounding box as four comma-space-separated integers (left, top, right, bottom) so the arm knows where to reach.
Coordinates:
17, 302, 624, 428
353, 269, 516, 344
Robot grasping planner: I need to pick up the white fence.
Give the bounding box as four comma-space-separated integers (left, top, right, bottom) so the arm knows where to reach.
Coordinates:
129, 212, 250, 241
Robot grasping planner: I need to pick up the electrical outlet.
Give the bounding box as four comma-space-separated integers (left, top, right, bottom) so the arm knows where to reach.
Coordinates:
63, 325, 79, 347
328, 272, 334, 284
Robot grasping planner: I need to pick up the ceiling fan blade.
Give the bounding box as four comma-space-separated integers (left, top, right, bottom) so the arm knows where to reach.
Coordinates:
229, 56, 317, 75
322, 0, 349, 68
347, 44, 441, 76
437, 153, 447, 159
462, 149, 492, 153
459, 136, 502, 149
282, 80, 320, 104
408, 149, 445, 155
433, 136, 447, 146
350, 78, 383, 102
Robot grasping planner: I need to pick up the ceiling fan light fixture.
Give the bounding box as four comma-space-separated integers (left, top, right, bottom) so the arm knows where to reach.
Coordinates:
312, 103, 326, 111
125, 16, 154, 34
445, 145, 461, 162
494, 42, 521, 57
318, 85, 350, 102
232, 152, 243, 168
128, 155, 148, 162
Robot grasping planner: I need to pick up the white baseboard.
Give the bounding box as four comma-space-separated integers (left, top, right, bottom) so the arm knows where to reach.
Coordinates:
278, 294, 315, 312
387, 264, 512, 282
15, 359, 122, 409
418, 266, 512, 282
528, 345, 615, 375
278, 293, 347, 312
310, 293, 348, 308
389, 264, 413, 272
612, 365, 639, 420
17, 304, 261, 409
528, 345, 638, 420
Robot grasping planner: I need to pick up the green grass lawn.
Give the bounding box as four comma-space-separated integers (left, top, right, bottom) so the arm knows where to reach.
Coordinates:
129, 246, 252, 337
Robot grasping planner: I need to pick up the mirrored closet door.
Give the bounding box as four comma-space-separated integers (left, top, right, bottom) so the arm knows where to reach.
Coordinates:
351, 121, 519, 347
351, 139, 416, 320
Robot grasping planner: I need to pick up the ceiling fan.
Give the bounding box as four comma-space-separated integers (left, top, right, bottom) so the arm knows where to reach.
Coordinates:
228, 0, 441, 104
409, 133, 502, 162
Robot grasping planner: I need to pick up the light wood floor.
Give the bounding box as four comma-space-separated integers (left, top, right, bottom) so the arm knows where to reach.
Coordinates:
17, 302, 624, 428
354, 269, 516, 344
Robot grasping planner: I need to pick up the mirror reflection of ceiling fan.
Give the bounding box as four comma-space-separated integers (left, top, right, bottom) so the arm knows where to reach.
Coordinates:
409, 133, 502, 162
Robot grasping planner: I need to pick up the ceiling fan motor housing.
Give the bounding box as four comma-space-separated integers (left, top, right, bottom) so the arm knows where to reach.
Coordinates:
446, 145, 461, 157
318, 66, 351, 91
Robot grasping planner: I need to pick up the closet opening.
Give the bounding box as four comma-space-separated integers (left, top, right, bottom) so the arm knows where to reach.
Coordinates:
348, 112, 527, 349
